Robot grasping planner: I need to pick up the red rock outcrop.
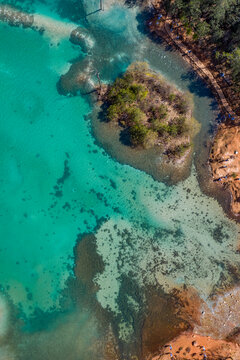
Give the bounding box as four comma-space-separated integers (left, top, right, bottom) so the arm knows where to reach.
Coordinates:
210, 123, 240, 216
150, 332, 240, 360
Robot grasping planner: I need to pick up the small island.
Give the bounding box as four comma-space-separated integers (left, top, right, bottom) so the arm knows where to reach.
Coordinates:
95, 62, 199, 183
103, 62, 193, 155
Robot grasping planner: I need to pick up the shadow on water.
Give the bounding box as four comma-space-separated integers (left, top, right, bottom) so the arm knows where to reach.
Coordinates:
56, 0, 105, 23
180, 70, 213, 98
135, 6, 217, 101
56, 0, 86, 22
97, 99, 133, 147
119, 127, 132, 147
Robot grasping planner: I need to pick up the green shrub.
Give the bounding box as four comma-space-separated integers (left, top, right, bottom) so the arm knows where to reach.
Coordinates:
124, 107, 146, 126
143, 129, 158, 148
175, 96, 188, 114
186, 26, 192, 35
174, 116, 189, 134
129, 122, 149, 146
168, 124, 178, 136
170, 144, 191, 157
107, 104, 122, 121
129, 84, 148, 101
153, 122, 169, 135
168, 93, 176, 103
114, 88, 137, 104
196, 21, 210, 39
150, 104, 168, 120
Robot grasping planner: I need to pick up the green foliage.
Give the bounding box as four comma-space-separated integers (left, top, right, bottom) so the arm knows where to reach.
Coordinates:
129, 84, 148, 101
186, 26, 192, 35
123, 106, 146, 126
168, 93, 176, 103
143, 130, 158, 148
170, 143, 191, 157
228, 48, 240, 83
220, 47, 240, 84
167, 0, 240, 56
150, 104, 168, 120
108, 77, 148, 105
173, 116, 189, 135
115, 88, 137, 104
151, 119, 187, 137
152, 121, 169, 135
105, 63, 192, 151
195, 21, 210, 39
168, 124, 178, 136
175, 96, 189, 114
107, 104, 122, 122
129, 122, 149, 146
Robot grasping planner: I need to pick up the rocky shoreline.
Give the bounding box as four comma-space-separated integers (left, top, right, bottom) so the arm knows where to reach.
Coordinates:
147, 4, 240, 219
209, 123, 240, 216
0, 4, 34, 28
151, 332, 240, 360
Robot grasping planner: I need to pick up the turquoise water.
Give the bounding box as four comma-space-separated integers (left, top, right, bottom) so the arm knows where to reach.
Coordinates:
0, 1, 240, 359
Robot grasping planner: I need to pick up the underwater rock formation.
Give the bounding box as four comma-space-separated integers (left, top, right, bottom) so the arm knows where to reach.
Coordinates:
70, 27, 94, 53
57, 58, 95, 96
0, 4, 33, 28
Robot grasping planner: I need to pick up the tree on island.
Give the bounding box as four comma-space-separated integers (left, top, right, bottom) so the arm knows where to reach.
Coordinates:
102, 62, 195, 156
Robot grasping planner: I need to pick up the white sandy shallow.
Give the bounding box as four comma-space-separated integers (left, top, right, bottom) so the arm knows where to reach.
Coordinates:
33, 13, 76, 42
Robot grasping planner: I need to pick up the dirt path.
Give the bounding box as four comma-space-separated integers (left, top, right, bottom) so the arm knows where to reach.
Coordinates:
150, 17, 240, 124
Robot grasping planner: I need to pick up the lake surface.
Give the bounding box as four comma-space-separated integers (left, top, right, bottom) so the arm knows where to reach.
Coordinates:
0, 0, 239, 359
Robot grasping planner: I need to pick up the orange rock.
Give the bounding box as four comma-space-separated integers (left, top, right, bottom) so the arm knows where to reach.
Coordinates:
151, 331, 240, 360
210, 123, 240, 216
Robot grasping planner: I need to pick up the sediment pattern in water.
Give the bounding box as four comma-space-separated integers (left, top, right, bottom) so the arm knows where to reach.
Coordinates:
0, 0, 239, 359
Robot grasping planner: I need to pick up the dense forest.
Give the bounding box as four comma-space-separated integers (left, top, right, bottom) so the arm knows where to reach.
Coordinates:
162, 0, 240, 89
125, 0, 240, 91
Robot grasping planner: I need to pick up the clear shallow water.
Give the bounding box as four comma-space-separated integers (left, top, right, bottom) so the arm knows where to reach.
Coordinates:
0, 1, 240, 359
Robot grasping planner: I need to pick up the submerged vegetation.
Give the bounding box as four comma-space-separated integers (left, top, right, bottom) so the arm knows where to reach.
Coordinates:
102, 62, 194, 158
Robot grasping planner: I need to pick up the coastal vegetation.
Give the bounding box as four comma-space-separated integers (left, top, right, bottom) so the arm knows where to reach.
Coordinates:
101, 62, 195, 159
162, 0, 240, 92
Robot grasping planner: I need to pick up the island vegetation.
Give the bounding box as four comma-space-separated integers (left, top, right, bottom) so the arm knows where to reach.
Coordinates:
100, 62, 195, 160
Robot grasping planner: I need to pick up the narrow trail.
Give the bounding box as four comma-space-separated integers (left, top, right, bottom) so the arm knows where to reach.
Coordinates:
152, 17, 240, 125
